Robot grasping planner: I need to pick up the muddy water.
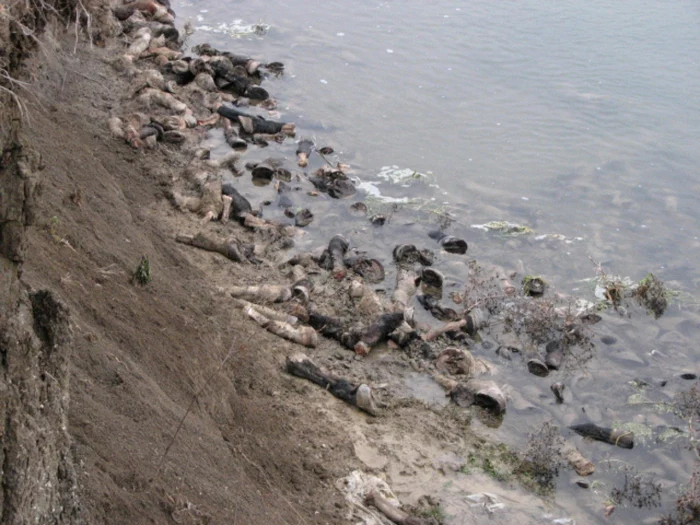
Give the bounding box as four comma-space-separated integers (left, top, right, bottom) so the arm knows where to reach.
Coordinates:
175, 0, 700, 522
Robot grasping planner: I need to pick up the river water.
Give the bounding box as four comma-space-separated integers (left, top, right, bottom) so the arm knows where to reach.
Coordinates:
173, 0, 700, 522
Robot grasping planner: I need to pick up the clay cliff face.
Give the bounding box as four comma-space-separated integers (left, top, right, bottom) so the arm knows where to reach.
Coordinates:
1, 3, 82, 523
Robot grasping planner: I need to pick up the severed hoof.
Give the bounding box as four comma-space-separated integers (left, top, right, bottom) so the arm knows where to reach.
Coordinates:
435, 348, 476, 376
393, 244, 434, 266
344, 255, 385, 283
464, 307, 488, 335
440, 236, 468, 254
545, 340, 565, 370
421, 267, 444, 292
450, 379, 506, 415
245, 85, 269, 100
523, 276, 547, 296
527, 358, 549, 377
355, 384, 379, 416
429, 230, 468, 254
294, 208, 314, 227
551, 382, 566, 403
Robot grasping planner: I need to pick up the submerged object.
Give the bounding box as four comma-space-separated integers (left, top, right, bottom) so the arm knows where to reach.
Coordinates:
428, 230, 468, 254
570, 423, 634, 449
217, 104, 295, 135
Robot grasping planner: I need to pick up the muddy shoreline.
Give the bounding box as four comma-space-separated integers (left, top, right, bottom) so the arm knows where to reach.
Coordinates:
1, 0, 699, 523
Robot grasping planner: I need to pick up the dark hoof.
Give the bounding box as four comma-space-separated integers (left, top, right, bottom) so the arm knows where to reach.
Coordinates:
294, 209, 314, 227
245, 85, 270, 100
350, 202, 367, 215
545, 340, 564, 370
551, 382, 565, 403
523, 277, 546, 296
441, 236, 468, 254
527, 358, 549, 377
369, 215, 386, 226
421, 268, 444, 290
328, 179, 356, 199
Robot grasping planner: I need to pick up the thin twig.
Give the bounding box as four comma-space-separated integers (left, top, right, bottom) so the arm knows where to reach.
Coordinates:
153, 343, 237, 479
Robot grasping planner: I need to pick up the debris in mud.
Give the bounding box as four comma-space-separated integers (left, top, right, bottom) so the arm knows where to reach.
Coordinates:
609, 464, 662, 510
194, 19, 270, 38
471, 220, 534, 236
635, 273, 668, 319
659, 465, 700, 525
337, 470, 436, 525
522, 275, 546, 297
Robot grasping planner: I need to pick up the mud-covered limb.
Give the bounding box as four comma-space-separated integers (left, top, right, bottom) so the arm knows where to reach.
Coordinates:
349, 279, 385, 317
221, 183, 253, 222
233, 299, 299, 325
296, 138, 313, 167
328, 235, 349, 279
562, 443, 595, 476
421, 318, 467, 341
353, 312, 406, 356
217, 105, 295, 136
229, 284, 292, 303
569, 423, 634, 449
392, 268, 420, 312
220, 195, 232, 224
307, 311, 404, 355
245, 306, 317, 347
365, 491, 427, 525
285, 353, 378, 415
307, 312, 360, 349
175, 232, 249, 263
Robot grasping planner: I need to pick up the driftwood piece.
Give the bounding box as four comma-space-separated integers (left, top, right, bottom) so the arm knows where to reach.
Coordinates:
365, 491, 427, 525
286, 353, 378, 415
245, 307, 316, 347
569, 423, 634, 449
175, 232, 249, 263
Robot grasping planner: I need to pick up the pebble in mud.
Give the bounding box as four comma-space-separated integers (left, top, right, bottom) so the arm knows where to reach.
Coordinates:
600, 335, 617, 345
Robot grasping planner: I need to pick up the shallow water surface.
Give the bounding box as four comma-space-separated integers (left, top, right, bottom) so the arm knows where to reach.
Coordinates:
174, 0, 700, 522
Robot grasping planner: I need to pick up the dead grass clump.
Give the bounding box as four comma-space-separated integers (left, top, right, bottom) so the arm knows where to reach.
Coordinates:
609, 465, 662, 510
635, 273, 668, 319
659, 465, 700, 525
515, 421, 564, 495
672, 383, 700, 455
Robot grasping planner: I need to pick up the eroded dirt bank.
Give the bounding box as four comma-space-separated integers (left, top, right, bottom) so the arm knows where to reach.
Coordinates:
1, 2, 356, 523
